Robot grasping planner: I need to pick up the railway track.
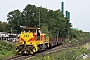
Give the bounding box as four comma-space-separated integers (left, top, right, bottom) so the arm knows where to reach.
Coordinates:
6, 43, 72, 60
6, 39, 90, 60
6, 55, 35, 60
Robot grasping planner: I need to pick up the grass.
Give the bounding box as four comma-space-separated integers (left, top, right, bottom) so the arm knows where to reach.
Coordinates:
0, 40, 16, 60
30, 37, 90, 60
0, 37, 90, 60
30, 47, 90, 60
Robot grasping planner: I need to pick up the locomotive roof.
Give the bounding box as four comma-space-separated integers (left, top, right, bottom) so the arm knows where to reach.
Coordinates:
23, 27, 38, 29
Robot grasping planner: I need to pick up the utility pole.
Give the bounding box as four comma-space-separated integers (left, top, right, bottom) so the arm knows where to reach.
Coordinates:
57, 30, 59, 41
39, 7, 40, 28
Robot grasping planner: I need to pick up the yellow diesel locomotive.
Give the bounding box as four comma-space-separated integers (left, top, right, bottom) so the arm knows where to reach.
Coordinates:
16, 27, 49, 54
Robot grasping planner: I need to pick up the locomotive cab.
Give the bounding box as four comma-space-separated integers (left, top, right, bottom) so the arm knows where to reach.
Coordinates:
16, 27, 49, 54
20, 27, 43, 43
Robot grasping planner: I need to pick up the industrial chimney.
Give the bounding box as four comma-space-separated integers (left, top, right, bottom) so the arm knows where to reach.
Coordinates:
61, 2, 64, 15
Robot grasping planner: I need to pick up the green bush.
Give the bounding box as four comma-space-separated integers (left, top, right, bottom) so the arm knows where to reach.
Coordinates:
30, 47, 89, 60
0, 40, 16, 59
65, 38, 70, 44
71, 38, 77, 45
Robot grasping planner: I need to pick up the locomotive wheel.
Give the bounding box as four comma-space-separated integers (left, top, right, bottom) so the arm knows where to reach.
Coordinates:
45, 44, 48, 50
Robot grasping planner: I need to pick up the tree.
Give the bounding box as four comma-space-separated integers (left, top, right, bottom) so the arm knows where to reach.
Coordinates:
7, 9, 21, 33
6, 4, 72, 37
0, 21, 7, 32
22, 4, 37, 27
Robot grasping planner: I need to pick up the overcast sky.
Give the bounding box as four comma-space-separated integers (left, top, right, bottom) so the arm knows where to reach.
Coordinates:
0, 0, 90, 32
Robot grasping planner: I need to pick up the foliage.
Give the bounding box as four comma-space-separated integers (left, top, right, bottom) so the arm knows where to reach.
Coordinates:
32, 47, 90, 60
30, 47, 90, 60
71, 38, 78, 45
64, 38, 70, 44
0, 40, 16, 60
41, 25, 49, 36
7, 9, 21, 33
0, 21, 7, 32
6, 4, 72, 38
0, 4, 90, 38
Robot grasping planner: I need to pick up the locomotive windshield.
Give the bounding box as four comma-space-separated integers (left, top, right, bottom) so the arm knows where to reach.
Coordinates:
22, 27, 37, 33
24, 29, 36, 32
